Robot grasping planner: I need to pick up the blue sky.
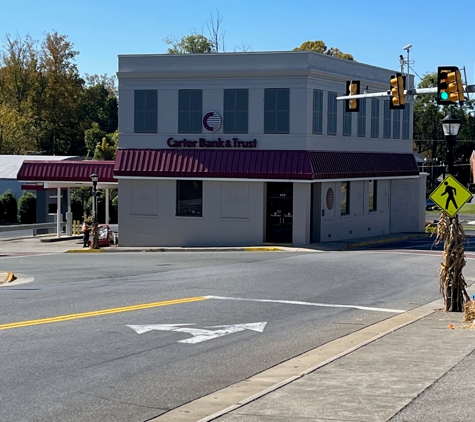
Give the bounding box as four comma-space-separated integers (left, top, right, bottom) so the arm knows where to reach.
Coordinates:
2, 0, 474, 86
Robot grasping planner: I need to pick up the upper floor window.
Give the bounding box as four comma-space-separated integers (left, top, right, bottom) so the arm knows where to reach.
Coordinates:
402, 104, 410, 139
313, 90, 323, 135
383, 100, 391, 139
371, 98, 379, 138
264, 88, 289, 134
343, 108, 352, 136
327, 91, 337, 136
224, 89, 248, 133
393, 109, 401, 139
179, 90, 202, 133
357, 98, 366, 137
134, 90, 157, 133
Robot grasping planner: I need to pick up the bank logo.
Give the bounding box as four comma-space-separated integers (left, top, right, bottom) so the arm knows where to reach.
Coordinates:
203, 111, 222, 132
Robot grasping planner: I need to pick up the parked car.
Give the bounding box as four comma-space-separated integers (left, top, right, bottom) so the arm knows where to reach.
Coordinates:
89, 224, 114, 247
426, 198, 441, 211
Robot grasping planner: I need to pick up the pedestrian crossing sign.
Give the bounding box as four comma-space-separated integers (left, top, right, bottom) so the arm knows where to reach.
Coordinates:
430, 175, 472, 217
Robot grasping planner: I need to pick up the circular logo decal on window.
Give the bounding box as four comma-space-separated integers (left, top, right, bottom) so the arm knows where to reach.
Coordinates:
326, 187, 335, 210
203, 111, 222, 132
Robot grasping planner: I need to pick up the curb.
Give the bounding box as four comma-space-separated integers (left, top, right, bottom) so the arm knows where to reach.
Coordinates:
341, 233, 431, 251
151, 298, 442, 422
5, 272, 16, 283
65, 248, 102, 253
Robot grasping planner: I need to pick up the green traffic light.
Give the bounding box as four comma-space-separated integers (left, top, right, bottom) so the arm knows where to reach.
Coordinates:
440, 91, 449, 100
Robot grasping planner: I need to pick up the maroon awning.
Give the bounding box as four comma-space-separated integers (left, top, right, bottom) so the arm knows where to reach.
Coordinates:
17, 160, 116, 182
114, 149, 419, 180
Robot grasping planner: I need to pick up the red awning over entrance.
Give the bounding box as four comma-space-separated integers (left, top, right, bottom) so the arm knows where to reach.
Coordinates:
113, 149, 419, 180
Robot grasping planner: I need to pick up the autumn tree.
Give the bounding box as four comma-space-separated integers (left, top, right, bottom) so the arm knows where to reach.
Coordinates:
293, 40, 354, 60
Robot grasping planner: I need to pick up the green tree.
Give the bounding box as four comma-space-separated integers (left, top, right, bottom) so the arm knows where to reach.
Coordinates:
84, 122, 106, 159
293, 40, 354, 60
165, 34, 213, 54
37, 32, 84, 155
93, 130, 118, 160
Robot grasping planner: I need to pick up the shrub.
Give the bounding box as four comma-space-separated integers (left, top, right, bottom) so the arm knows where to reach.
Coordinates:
0, 190, 18, 223
18, 191, 36, 223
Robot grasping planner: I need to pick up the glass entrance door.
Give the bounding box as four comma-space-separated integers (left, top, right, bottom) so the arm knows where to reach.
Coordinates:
266, 182, 293, 244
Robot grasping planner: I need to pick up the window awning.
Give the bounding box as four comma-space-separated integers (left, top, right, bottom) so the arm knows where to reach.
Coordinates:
114, 149, 419, 180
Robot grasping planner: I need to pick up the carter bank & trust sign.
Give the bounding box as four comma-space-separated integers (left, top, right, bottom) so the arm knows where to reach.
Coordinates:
167, 137, 257, 149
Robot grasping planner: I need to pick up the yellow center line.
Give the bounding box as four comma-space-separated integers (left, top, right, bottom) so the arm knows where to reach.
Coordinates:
0, 296, 209, 331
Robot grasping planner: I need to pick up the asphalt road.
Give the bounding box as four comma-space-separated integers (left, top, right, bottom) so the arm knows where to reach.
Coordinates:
1, 248, 471, 422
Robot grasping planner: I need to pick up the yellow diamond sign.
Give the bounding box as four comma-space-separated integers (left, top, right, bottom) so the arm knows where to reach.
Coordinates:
430, 175, 473, 217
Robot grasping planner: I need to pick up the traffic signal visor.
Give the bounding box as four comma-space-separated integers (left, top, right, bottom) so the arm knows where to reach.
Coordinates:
437, 67, 464, 105
390, 74, 405, 109
345, 80, 360, 112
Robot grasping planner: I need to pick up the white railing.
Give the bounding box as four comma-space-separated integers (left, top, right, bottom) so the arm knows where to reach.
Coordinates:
0, 222, 67, 236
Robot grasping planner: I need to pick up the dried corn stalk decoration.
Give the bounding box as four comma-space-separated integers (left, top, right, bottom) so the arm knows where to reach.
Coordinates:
434, 212, 470, 311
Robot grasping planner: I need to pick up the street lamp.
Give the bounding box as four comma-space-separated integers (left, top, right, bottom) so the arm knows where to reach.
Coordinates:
439, 113, 464, 312
90, 173, 99, 222
440, 113, 461, 176
90, 173, 99, 249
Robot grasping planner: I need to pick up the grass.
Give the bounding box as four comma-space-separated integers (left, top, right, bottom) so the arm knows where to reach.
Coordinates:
427, 202, 475, 215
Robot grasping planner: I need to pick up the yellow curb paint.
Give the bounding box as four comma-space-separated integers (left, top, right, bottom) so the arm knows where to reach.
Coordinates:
244, 247, 282, 252
65, 249, 103, 253
6, 272, 16, 282
0, 296, 208, 331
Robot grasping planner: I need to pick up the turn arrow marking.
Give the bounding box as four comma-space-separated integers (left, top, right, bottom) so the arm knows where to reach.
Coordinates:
127, 322, 267, 344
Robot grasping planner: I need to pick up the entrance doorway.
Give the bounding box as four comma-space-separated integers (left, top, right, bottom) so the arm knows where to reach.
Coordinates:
266, 182, 293, 243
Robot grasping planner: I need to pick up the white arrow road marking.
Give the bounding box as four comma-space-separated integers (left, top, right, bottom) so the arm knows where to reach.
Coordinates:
127, 324, 193, 334
127, 322, 267, 344
205, 296, 405, 313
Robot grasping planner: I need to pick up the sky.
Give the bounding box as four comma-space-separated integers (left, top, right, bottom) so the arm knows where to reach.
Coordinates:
1, 0, 474, 87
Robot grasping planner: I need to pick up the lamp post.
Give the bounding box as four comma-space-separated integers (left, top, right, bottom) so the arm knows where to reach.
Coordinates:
440, 113, 461, 176
90, 173, 99, 249
90, 173, 98, 222
439, 113, 463, 312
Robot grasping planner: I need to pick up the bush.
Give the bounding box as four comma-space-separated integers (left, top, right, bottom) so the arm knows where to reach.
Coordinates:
0, 190, 18, 223
18, 192, 36, 223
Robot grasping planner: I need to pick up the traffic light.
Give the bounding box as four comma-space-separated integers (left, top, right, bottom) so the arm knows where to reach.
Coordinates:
389, 73, 405, 109
345, 80, 360, 112
437, 66, 464, 105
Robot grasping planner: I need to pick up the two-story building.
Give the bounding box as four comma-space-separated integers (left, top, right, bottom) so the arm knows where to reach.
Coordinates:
114, 51, 424, 247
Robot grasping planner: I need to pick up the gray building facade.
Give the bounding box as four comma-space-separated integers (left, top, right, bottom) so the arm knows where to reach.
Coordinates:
115, 51, 425, 247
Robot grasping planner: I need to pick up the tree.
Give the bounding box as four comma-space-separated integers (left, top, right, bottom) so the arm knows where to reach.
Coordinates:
165, 34, 213, 54
293, 40, 354, 60
93, 130, 118, 160
37, 32, 84, 155
0, 190, 17, 223
84, 122, 106, 159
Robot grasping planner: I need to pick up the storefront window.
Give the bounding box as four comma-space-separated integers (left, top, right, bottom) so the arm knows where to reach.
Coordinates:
224, 89, 248, 133
369, 180, 377, 211
177, 181, 202, 216
264, 88, 289, 134
178, 90, 202, 133
341, 182, 349, 215
134, 90, 157, 133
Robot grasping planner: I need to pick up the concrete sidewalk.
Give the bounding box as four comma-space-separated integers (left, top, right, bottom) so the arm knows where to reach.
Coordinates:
152, 297, 475, 422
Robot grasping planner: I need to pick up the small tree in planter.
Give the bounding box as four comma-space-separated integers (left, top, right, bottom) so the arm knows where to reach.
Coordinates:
18, 192, 36, 224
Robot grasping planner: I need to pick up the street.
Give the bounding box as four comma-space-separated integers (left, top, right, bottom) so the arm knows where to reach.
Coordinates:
0, 245, 472, 421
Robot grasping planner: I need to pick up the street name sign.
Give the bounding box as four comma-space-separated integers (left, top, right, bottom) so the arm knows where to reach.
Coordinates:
430, 175, 472, 217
